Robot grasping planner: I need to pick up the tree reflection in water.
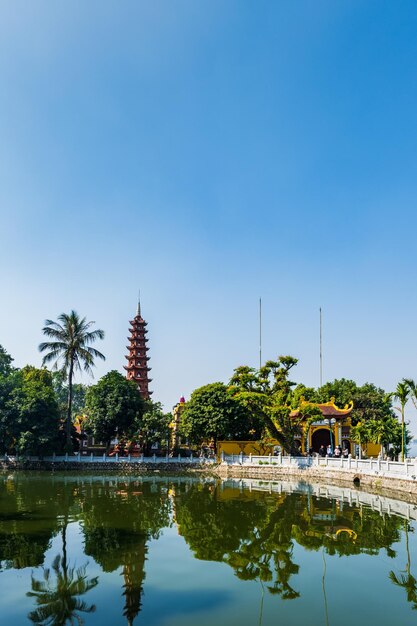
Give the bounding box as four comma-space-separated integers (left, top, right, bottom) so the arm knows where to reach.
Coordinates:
389, 521, 417, 610
173, 482, 405, 603
0, 475, 416, 622
82, 479, 171, 626
27, 554, 98, 626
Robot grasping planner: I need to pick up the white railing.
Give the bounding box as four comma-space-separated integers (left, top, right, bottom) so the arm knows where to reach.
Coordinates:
0, 453, 216, 465
222, 478, 417, 521
221, 453, 417, 481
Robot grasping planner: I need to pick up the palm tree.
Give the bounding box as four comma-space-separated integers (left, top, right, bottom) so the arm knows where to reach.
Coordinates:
27, 554, 98, 626
389, 521, 417, 610
392, 381, 410, 461
404, 378, 417, 410
39, 311, 105, 450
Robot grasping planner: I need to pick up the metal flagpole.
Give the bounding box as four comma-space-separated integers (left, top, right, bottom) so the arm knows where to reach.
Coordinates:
320, 307, 323, 387
259, 297, 262, 370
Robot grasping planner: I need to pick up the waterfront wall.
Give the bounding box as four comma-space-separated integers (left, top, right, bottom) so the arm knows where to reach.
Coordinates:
3, 452, 417, 501
223, 477, 417, 521
217, 454, 417, 500
0, 456, 216, 475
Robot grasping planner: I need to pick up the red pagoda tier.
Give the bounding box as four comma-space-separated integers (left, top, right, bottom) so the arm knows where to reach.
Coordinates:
124, 301, 152, 399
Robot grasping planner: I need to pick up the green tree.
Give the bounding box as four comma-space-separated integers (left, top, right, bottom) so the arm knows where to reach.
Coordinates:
52, 371, 87, 419
180, 382, 260, 447
84, 371, 144, 450
392, 381, 411, 461
136, 401, 170, 455
0, 367, 61, 455
39, 311, 105, 451
0, 345, 14, 377
52, 371, 87, 450
229, 357, 321, 453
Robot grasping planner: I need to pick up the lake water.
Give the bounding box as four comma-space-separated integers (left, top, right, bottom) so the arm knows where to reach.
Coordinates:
1, 473, 417, 626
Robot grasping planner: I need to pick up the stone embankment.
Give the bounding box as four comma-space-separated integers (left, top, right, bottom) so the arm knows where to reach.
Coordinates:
0, 459, 217, 475
3, 454, 417, 504
216, 462, 417, 503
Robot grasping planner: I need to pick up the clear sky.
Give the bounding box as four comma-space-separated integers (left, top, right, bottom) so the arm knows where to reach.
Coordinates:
1, 1, 417, 428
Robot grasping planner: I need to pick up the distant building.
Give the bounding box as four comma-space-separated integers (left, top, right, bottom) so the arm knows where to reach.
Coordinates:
171, 396, 186, 451
124, 300, 152, 400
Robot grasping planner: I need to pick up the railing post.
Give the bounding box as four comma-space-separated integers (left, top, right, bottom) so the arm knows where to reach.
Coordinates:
190, 453, 193, 462
249, 453, 252, 464
140, 453, 144, 462
221, 450, 225, 463
268, 454, 272, 464
153, 454, 156, 463
348, 454, 351, 470
240, 452, 243, 465
178, 453, 181, 463
77, 452, 81, 462
103, 452, 106, 462
53, 452, 56, 461
65, 452, 68, 462
278, 451, 282, 464
115, 452, 119, 462
90, 453, 93, 462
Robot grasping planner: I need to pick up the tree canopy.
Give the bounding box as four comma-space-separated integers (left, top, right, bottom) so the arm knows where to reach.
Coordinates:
135, 400, 170, 455
228, 357, 322, 453
180, 382, 261, 446
0, 365, 61, 455
84, 371, 144, 447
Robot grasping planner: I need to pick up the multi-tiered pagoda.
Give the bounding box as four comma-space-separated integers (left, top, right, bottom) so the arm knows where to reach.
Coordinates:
124, 301, 152, 399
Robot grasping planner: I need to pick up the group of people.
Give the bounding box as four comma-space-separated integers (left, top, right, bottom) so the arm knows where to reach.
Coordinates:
317, 444, 349, 458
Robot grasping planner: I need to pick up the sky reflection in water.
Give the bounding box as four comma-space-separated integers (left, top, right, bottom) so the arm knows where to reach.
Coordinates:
0, 473, 416, 626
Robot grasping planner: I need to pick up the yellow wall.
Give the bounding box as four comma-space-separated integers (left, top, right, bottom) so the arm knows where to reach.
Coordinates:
218, 436, 382, 459
217, 440, 279, 458
363, 443, 381, 457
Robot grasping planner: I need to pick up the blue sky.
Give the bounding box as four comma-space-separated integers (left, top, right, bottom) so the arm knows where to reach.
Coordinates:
1, 1, 417, 427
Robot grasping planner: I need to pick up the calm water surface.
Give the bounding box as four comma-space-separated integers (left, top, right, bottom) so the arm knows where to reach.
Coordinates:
0, 473, 417, 626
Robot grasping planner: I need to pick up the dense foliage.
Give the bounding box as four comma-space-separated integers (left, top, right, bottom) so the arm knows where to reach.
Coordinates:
0, 359, 61, 455
181, 382, 262, 447
136, 400, 171, 455
228, 357, 323, 454
84, 371, 144, 447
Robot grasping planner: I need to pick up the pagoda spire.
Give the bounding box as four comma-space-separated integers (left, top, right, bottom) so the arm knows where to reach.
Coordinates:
136, 290, 141, 317
124, 299, 152, 399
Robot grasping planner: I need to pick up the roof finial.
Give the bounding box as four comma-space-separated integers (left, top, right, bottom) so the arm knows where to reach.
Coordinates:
136, 289, 141, 317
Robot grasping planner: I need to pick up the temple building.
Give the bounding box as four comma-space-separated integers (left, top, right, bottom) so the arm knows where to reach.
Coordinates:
124, 301, 152, 400
290, 398, 354, 454
218, 398, 382, 458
